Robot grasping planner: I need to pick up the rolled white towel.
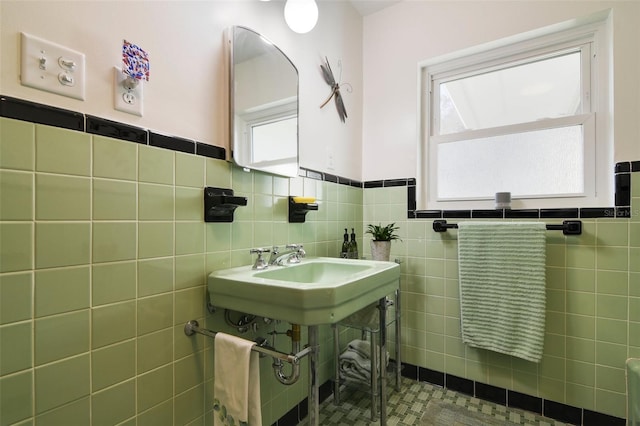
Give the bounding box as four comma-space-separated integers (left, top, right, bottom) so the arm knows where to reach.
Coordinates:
339, 349, 371, 382
345, 339, 390, 366
341, 367, 370, 383
347, 339, 371, 359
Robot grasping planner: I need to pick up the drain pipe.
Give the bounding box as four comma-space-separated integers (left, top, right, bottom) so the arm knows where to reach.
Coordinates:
272, 324, 302, 385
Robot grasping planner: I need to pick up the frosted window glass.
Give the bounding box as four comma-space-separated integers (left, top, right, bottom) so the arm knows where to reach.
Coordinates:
439, 52, 581, 135
437, 126, 583, 199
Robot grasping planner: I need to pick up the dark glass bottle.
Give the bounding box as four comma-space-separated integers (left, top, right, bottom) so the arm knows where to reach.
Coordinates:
341, 229, 350, 258
348, 228, 358, 259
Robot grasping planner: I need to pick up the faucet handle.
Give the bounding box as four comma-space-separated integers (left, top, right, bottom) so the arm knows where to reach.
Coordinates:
286, 244, 305, 263
249, 248, 270, 270
290, 244, 305, 256
249, 247, 271, 255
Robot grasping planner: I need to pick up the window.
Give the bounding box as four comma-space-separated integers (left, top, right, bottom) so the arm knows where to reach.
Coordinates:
236, 97, 298, 177
419, 12, 611, 210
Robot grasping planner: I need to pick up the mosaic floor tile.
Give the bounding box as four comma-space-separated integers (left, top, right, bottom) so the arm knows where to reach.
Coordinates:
301, 377, 569, 426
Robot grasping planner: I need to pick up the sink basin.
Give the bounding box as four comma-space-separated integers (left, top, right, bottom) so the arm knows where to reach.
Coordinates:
207, 257, 400, 325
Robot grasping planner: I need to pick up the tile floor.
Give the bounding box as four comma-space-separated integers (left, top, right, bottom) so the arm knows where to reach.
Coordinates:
307, 377, 570, 426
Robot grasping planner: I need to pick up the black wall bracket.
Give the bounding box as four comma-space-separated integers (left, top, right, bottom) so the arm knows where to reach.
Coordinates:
204, 187, 247, 223
288, 196, 318, 223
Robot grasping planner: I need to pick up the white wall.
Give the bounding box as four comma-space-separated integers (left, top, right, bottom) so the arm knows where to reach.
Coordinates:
361, 1, 640, 181
6, 1, 637, 184
0, 0, 364, 180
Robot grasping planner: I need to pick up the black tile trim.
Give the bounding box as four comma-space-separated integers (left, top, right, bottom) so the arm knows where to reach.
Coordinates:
580, 207, 615, 218
1, 95, 84, 131
615, 173, 631, 207
415, 210, 442, 219
540, 208, 579, 218
544, 400, 582, 425
632, 161, 640, 172
273, 405, 298, 426
583, 409, 626, 426
337, 176, 362, 187
298, 397, 308, 423
475, 382, 506, 405
296, 167, 365, 188
149, 131, 195, 154
418, 367, 445, 387
86, 115, 148, 144
364, 180, 384, 188
508, 390, 542, 415
505, 209, 540, 218
443, 210, 471, 218
471, 209, 504, 219
615, 161, 631, 173
319, 380, 333, 402
445, 374, 474, 396
407, 186, 416, 211
196, 142, 226, 160
413, 205, 623, 220
323, 173, 338, 183
384, 178, 410, 187
400, 362, 625, 426
616, 206, 631, 218
400, 363, 418, 380
360, 178, 412, 188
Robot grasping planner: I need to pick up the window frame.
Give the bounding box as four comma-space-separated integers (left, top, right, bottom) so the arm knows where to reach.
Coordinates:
417, 12, 612, 211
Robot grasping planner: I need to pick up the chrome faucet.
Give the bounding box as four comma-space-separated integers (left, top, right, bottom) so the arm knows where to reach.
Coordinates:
269, 244, 305, 266
250, 248, 270, 270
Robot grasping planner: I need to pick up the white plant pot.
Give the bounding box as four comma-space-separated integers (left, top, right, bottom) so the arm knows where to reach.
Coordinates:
370, 240, 391, 261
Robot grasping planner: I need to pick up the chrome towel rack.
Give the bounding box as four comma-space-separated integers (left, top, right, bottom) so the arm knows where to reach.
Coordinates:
183, 320, 311, 364
432, 219, 582, 235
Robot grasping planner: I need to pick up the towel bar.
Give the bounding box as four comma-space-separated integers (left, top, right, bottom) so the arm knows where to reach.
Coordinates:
432, 219, 582, 235
183, 320, 311, 364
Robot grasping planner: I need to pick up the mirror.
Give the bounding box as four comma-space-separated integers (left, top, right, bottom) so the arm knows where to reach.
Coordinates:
228, 26, 299, 177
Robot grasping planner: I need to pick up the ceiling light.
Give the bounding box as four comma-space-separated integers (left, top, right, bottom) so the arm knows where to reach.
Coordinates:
284, 0, 318, 34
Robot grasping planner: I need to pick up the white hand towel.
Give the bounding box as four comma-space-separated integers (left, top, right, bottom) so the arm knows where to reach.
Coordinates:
214, 333, 262, 426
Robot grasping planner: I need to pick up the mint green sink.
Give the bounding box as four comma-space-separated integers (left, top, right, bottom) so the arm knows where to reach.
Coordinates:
207, 257, 400, 325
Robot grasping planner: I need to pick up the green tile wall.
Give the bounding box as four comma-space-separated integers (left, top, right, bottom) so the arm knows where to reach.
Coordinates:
0, 117, 362, 426
1, 114, 637, 424
361, 183, 640, 420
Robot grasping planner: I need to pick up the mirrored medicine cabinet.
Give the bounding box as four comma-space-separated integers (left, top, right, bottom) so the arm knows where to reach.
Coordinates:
228, 26, 299, 177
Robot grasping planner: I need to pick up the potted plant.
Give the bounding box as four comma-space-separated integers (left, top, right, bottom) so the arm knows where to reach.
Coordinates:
365, 223, 400, 261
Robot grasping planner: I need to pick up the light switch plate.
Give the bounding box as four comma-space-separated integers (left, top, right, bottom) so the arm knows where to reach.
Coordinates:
20, 32, 86, 100
113, 67, 143, 116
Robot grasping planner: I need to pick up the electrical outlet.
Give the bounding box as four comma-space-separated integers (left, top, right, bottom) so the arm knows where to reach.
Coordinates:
327, 149, 335, 170
113, 67, 143, 116
20, 32, 86, 100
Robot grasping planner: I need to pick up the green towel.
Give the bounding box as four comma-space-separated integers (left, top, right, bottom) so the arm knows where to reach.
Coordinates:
457, 221, 546, 363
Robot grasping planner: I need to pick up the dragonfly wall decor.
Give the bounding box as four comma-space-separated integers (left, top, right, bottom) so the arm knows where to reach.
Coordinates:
320, 56, 350, 123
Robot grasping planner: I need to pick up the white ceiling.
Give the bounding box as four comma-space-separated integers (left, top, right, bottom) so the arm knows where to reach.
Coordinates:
348, 0, 402, 16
